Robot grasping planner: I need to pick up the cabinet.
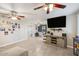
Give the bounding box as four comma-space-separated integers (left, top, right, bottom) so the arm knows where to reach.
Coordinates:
44, 34, 67, 48
57, 38, 64, 47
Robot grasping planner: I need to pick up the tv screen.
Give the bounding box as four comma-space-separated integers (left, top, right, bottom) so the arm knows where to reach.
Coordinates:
47, 16, 66, 28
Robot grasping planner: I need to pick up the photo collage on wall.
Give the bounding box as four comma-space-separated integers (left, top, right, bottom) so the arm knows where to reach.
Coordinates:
0, 20, 21, 35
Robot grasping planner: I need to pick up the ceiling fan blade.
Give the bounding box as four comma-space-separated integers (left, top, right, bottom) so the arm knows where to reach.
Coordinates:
16, 15, 25, 20
18, 16, 25, 18
54, 3, 66, 9
17, 17, 21, 20
34, 5, 44, 10
0, 12, 9, 15
0, 6, 9, 11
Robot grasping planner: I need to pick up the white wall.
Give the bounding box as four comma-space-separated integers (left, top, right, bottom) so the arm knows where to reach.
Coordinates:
0, 17, 28, 47
77, 13, 79, 36
19, 14, 46, 36
0, 14, 45, 47
66, 13, 77, 46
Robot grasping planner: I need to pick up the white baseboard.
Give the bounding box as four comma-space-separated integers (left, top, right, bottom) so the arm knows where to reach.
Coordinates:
67, 45, 73, 48
0, 39, 27, 48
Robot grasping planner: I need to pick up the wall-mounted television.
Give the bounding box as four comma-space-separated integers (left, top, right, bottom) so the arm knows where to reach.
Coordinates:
47, 16, 66, 28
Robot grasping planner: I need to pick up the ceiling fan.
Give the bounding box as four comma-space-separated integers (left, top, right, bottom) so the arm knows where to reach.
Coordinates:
34, 3, 66, 14
7, 10, 25, 20
0, 5, 25, 20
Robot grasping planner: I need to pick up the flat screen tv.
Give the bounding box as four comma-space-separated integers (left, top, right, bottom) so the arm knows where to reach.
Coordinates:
47, 16, 66, 28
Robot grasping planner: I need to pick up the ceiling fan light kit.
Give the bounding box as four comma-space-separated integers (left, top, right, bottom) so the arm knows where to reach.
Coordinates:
44, 6, 48, 11
49, 4, 53, 12
11, 16, 17, 20
44, 4, 53, 12
9, 11, 25, 20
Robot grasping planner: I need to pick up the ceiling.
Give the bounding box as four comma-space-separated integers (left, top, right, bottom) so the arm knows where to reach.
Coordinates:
0, 3, 79, 17
0, 3, 44, 15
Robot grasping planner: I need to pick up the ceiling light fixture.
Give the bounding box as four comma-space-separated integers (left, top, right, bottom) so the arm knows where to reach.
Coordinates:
11, 16, 17, 20
44, 6, 48, 11
49, 4, 54, 12
44, 4, 54, 12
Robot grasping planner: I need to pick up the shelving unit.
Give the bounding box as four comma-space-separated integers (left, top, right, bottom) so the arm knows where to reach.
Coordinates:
44, 34, 67, 48
51, 37, 57, 44
43, 29, 67, 48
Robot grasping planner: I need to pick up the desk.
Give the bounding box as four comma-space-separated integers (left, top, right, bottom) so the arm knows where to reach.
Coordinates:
44, 35, 67, 48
